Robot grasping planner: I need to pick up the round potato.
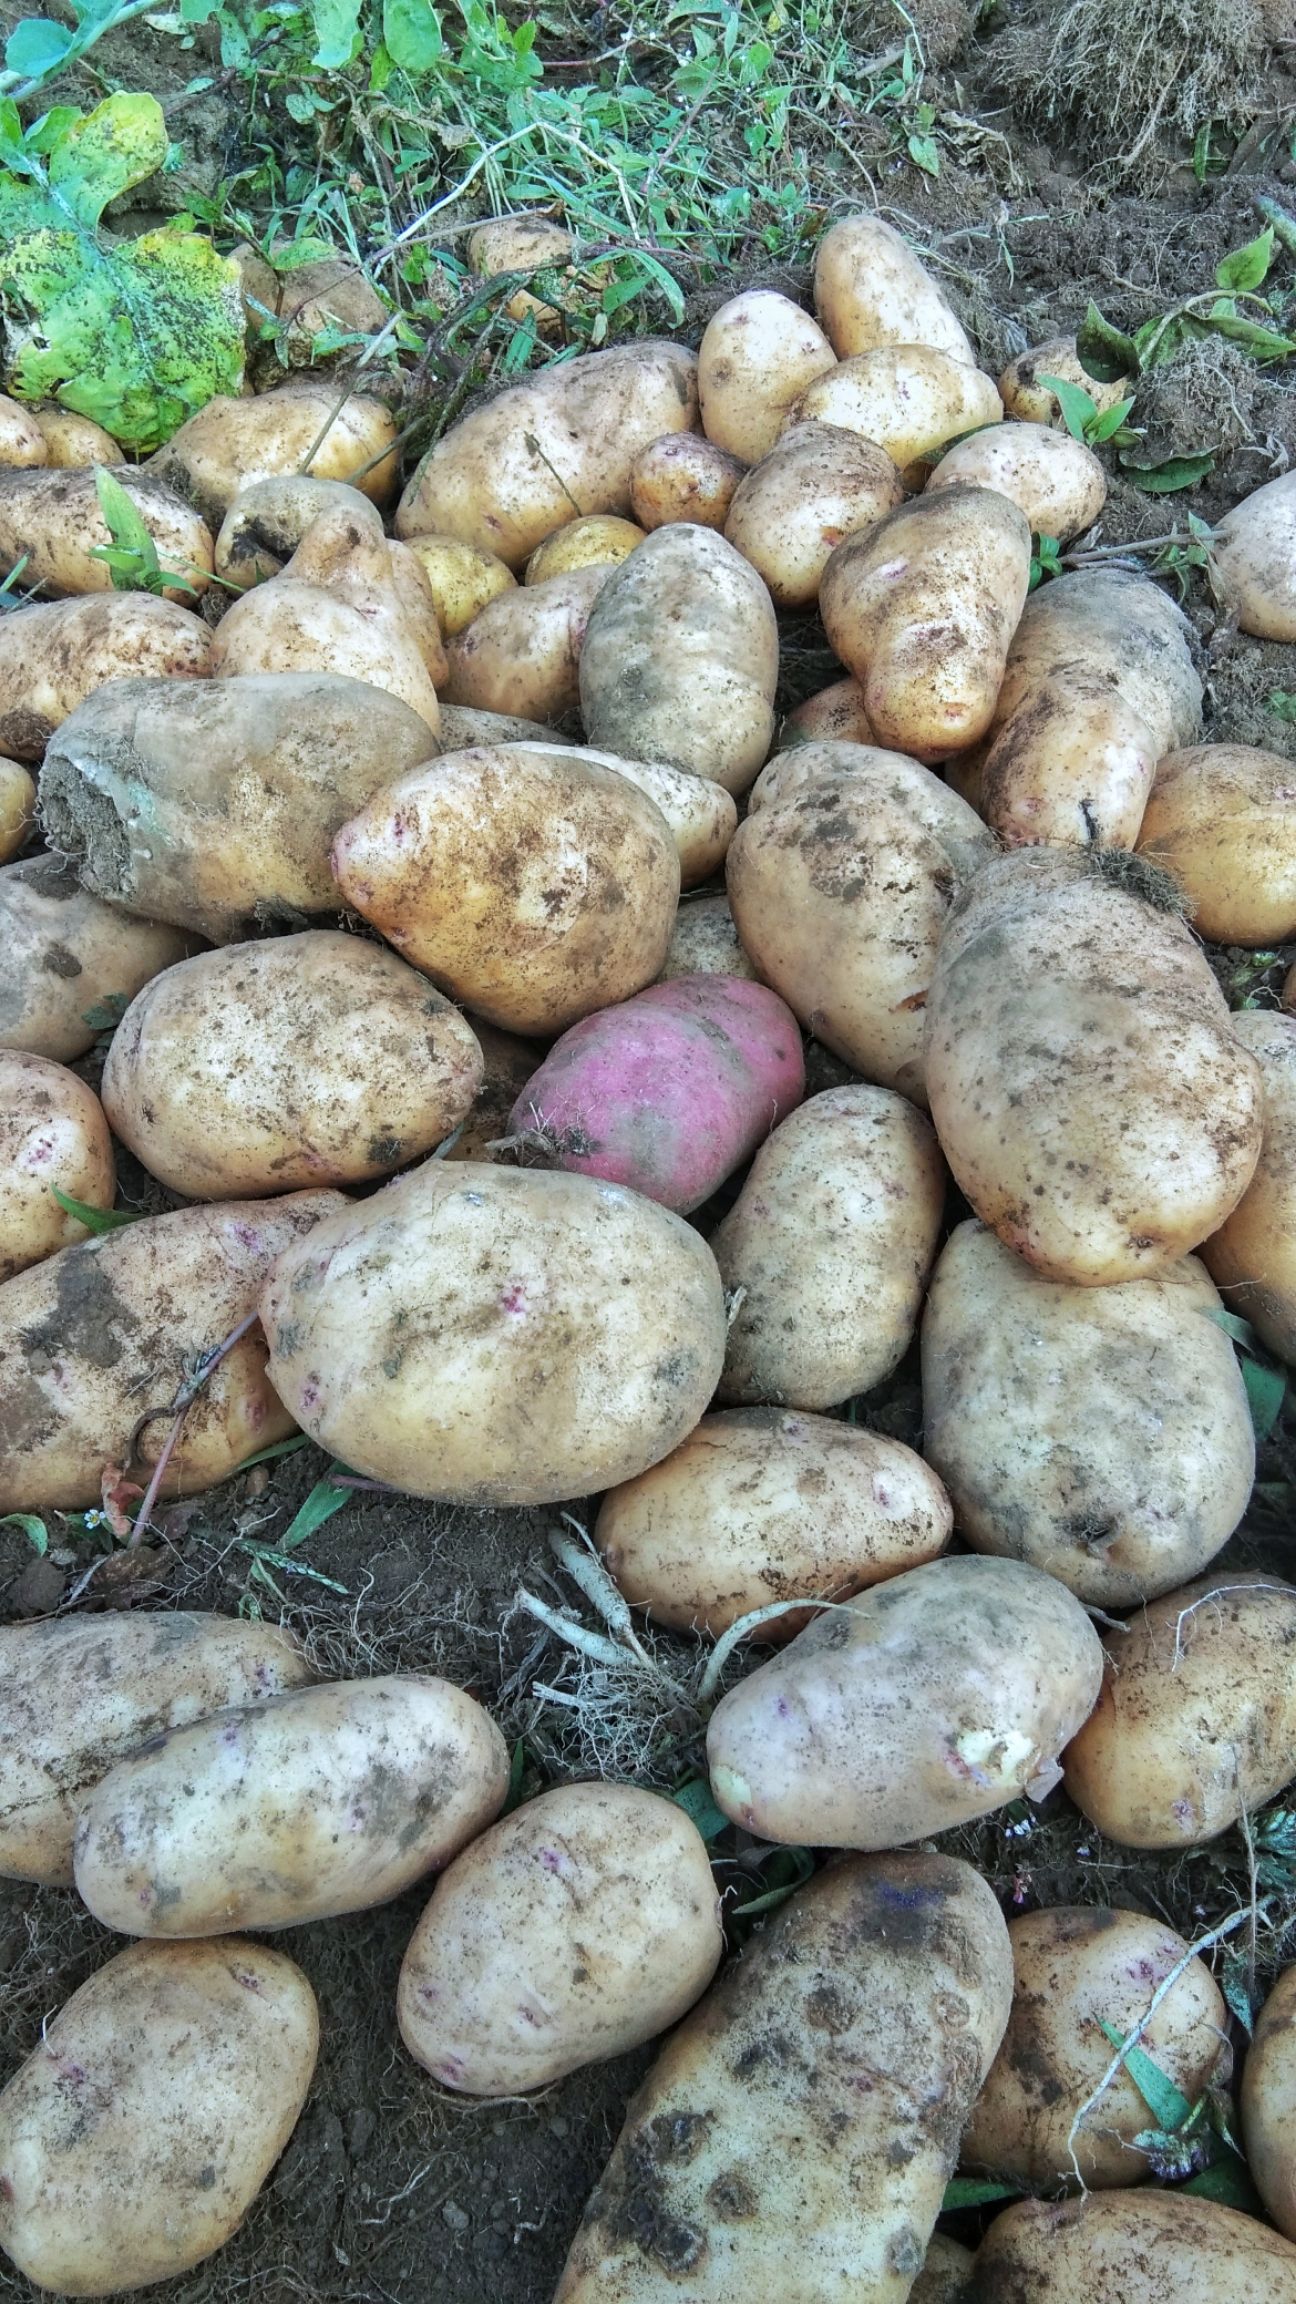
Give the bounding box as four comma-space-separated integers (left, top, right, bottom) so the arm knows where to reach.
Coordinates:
1202, 1009, 1296, 1362
0, 755, 34, 861
926, 422, 1106, 541
1137, 743, 1296, 942
998, 337, 1133, 427
213, 473, 368, 587
630, 431, 745, 530
150, 380, 399, 526
443, 562, 611, 723
1213, 469, 1296, 639
520, 743, 735, 888
0, 593, 212, 761
398, 1783, 722, 2094
698, 288, 837, 464
0, 1937, 318, 2296
0, 393, 46, 466
400, 530, 516, 634
792, 346, 1002, 472
968, 2190, 1296, 2301
815, 215, 973, 363
1242, 1965, 1296, 2240
0, 465, 213, 601
466, 211, 572, 327
31, 407, 121, 467
0, 1050, 115, 1280
724, 420, 905, 607
748, 735, 928, 815
913, 2237, 975, 2303
779, 674, 876, 748
0, 852, 193, 1061
658, 892, 758, 981
525, 513, 644, 583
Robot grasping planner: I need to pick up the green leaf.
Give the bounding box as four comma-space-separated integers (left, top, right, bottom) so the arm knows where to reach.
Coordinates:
1242, 1353, 1287, 1439
0, 1511, 48, 1553
1205, 309, 1296, 361
1269, 689, 1296, 723
1203, 1306, 1260, 1346
907, 130, 940, 178
310, 0, 362, 67
50, 1185, 140, 1233
501, 1738, 532, 1815
1120, 451, 1216, 494
1076, 301, 1139, 382
5, 20, 74, 78
1100, 2022, 1194, 2131
1086, 396, 1137, 444
1181, 2159, 1265, 2211
278, 1467, 354, 1550
383, 0, 444, 70
730, 1844, 814, 1917
671, 1776, 731, 1844
1216, 226, 1275, 294
942, 2176, 1020, 2209
234, 1434, 310, 1471
93, 464, 156, 562
1036, 374, 1098, 443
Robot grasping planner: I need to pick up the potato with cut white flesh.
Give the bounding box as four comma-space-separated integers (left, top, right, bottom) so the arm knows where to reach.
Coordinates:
969, 2190, 1296, 2302
914, 2238, 975, 2303
0, 1189, 344, 1515
0, 1937, 318, 2297
630, 432, 745, 531
511, 741, 736, 888
466, 211, 573, 327
1242, 1965, 1296, 2241
1211, 469, 1296, 639
707, 1553, 1102, 1848
214, 473, 369, 587
526, 514, 644, 584
150, 379, 399, 525
815, 214, 974, 363
724, 421, 904, 606
698, 289, 837, 464
926, 422, 1106, 541
0, 465, 214, 601
779, 674, 876, 748
0, 1050, 116, 1281
1137, 743, 1296, 942
443, 564, 611, 723
0, 756, 34, 861
554, 1852, 1012, 2304
0, 1613, 311, 1888
398, 1783, 723, 2094
998, 337, 1133, 428
0, 393, 46, 466
32, 407, 121, 467
580, 524, 778, 795
0, 853, 193, 1061
1063, 1572, 1296, 1847
1203, 1009, 1296, 1363
400, 531, 516, 635
793, 346, 1002, 474
658, 893, 758, 981
925, 848, 1262, 1284
0, 593, 212, 761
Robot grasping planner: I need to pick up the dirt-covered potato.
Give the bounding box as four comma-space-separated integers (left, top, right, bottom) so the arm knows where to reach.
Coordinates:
0, 852, 193, 1061
0, 755, 34, 861
926, 422, 1106, 541
555, 1852, 1012, 2304
815, 215, 974, 362
1214, 469, 1296, 639
270, 254, 388, 361
926, 848, 1263, 1284
400, 530, 516, 635
913, 2237, 975, 2303
0, 393, 46, 466
724, 420, 905, 606
1136, 743, 1296, 941
630, 432, 745, 530
596, 1408, 951, 1640
707, 1554, 1102, 1847
525, 514, 644, 583
398, 1783, 722, 2094
39, 673, 438, 943
331, 744, 678, 1035
443, 563, 611, 722
1064, 1572, 1296, 1846
32, 407, 121, 466
1242, 1965, 1296, 2240
395, 341, 698, 569
0, 1937, 318, 2296
436, 702, 569, 750
0, 594, 212, 761
580, 524, 778, 794
712, 1085, 945, 1407
962, 1907, 1227, 2192
0, 466, 213, 601
998, 337, 1134, 427
213, 473, 366, 587
466, 211, 573, 327
968, 2190, 1296, 2301
0, 1613, 311, 1887
922, 1223, 1254, 1607
1203, 1009, 1296, 1362
443, 1015, 539, 1163
747, 735, 923, 814
101, 932, 483, 1199
698, 289, 837, 464
0, 1189, 343, 1514
525, 744, 734, 887
779, 674, 876, 748
0, 1050, 115, 1280
259, 1161, 726, 1503
150, 379, 399, 526
793, 347, 1002, 473
658, 892, 758, 981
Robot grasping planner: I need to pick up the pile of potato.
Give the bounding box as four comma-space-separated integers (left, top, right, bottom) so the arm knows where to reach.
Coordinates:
3, 208, 1296, 2300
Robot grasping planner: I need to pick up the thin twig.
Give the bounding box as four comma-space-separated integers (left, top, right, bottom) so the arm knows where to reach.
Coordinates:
127, 1310, 259, 1548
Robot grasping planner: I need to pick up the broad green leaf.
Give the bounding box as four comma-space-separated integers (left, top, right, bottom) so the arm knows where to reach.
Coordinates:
1203, 1306, 1259, 1346
1086, 396, 1137, 444
907, 130, 940, 178
1076, 300, 1139, 381
730, 1844, 814, 1917
1036, 374, 1097, 443
0, 1511, 48, 1553
50, 1185, 140, 1233
1203, 305, 1296, 361
1181, 2159, 1265, 2211
1100, 2021, 1194, 2131
5, 21, 74, 78
1120, 451, 1215, 494
942, 2176, 1020, 2209
278, 1467, 354, 1550
1216, 226, 1275, 294
1242, 1353, 1287, 1439
670, 1776, 731, 1843
270, 235, 338, 270
92, 465, 156, 562
310, 0, 363, 67
383, 0, 444, 70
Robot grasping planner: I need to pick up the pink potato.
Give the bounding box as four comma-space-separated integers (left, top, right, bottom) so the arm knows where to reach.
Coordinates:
507, 973, 805, 1212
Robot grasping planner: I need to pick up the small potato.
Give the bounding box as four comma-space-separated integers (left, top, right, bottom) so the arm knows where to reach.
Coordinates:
0, 755, 34, 861
0, 853, 193, 1062
437, 702, 569, 750
0, 1613, 311, 1887
712, 1086, 945, 1408
913, 2238, 975, 2303
31, 407, 121, 466
331, 744, 679, 1036
792, 346, 1002, 472
0, 594, 212, 761
466, 210, 573, 327
271, 255, 387, 362
443, 1015, 540, 1162
214, 474, 369, 587
524, 743, 735, 888
699, 289, 837, 464
0, 1050, 116, 1280
401, 530, 516, 634
1243, 1965, 1296, 2240
1214, 471, 1296, 638
968, 2190, 1296, 2302
779, 674, 876, 748
0, 393, 46, 466
102, 932, 483, 1198
398, 1784, 722, 2094
443, 563, 611, 723
596, 1407, 951, 1640
630, 432, 745, 530
998, 337, 1134, 428
724, 420, 905, 607
1137, 743, 1296, 942
259, 1162, 727, 1504
927, 422, 1106, 541
707, 1553, 1103, 1848
525, 514, 644, 583
1064, 1572, 1296, 1847
150, 380, 399, 526
0, 466, 213, 601
815, 215, 974, 363
0, 1937, 318, 2297
1203, 1009, 1296, 1362
962, 1907, 1227, 2192
658, 892, 758, 981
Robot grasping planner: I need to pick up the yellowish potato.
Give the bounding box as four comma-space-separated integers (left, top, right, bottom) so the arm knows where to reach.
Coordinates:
443, 1014, 543, 1163
0, 1050, 116, 1281
1203, 1009, 1296, 1362
778, 674, 876, 748
150, 379, 399, 524
525, 513, 644, 583
1242, 1965, 1296, 2241
815, 214, 974, 362
0, 465, 213, 600
658, 892, 758, 981
0, 853, 193, 1061
1137, 743, 1296, 941
466, 210, 573, 327
968, 2190, 1296, 2301
926, 421, 1106, 541
398, 1783, 722, 2094
0, 593, 212, 760
443, 563, 612, 723
31, 406, 122, 466
512, 739, 735, 889
401, 530, 517, 634
0, 755, 34, 861
998, 337, 1133, 427
793, 346, 1002, 471
913, 2238, 975, 2303
388, 538, 452, 685
214, 473, 368, 587
630, 431, 745, 530
0, 1937, 319, 2297
724, 420, 905, 606
270, 253, 387, 362
1214, 471, 1296, 638
698, 288, 837, 463
747, 735, 924, 814
0, 393, 46, 466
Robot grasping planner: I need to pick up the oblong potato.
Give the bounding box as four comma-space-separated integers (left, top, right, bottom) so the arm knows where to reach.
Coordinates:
213, 473, 368, 587
0, 393, 46, 466
0, 466, 213, 601
436, 702, 569, 750
150, 380, 399, 526
926, 423, 1106, 541
443, 563, 611, 722
724, 420, 905, 606
0, 1050, 115, 1280
998, 338, 1133, 428
1214, 469, 1296, 639
1137, 743, 1296, 941
399, 530, 516, 634
1242, 1965, 1296, 2241
1202, 1008, 1296, 1362
0, 594, 212, 761
398, 1783, 722, 2094
525, 514, 643, 583
815, 215, 974, 362
968, 2190, 1296, 2301
698, 289, 837, 464
32, 407, 121, 467
0, 1937, 318, 2296
630, 432, 745, 530
658, 892, 757, 980
0, 755, 35, 861
793, 346, 1002, 471
0, 852, 193, 1061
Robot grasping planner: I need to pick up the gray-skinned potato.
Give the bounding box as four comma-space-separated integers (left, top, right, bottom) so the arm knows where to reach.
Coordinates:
968, 2190, 1296, 2301
0, 852, 193, 1061
0, 594, 212, 760
913, 2237, 975, 2302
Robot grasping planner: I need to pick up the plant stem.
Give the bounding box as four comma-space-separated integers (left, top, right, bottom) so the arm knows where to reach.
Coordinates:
127, 1310, 259, 1548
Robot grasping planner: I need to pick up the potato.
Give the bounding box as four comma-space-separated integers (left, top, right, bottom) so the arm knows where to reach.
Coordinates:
101, 931, 483, 1198
819, 486, 1031, 759
0, 852, 192, 1061
698, 289, 837, 464
331, 744, 679, 1035
712, 1085, 945, 1407
39, 672, 438, 943
213, 472, 368, 587
398, 1783, 722, 2094
962, 1907, 1227, 2192
630, 432, 745, 530
554, 1852, 1012, 2304
925, 848, 1263, 1284
0, 754, 34, 860
0, 1050, 116, 1280
402, 530, 517, 634
0, 1937, 318, 2296
1210, 469, 1296, 639
388, 538, 451, 685
1202, 1009, 1296, 1361
913, 2237, 975, 2303
0, 466, 213, 601
1136, 742, 1296, 941
815, 215, 974, 362
998, 337, 1133, 427
976, 568, 1203, 848
792, 347, 1002, 473
395, 341, 698, 569
724, 420, 905, 606
748, 735, 924, 814
0, 1613, 311, 1887
726, 759, 995, 1100
1065, 1572, 1296, 1845
707, 1553, 1102, 1847
259, 1161, 726, 1503
926, 422, 1106, 541
968, 2191, 1296, 2301
0, 1189, 344, 1514
443, 563, 611, 722
466, 210, 573, 327
922, 1223, 1255, 1607
526, 513, 644, 583
270, 254, 387, 361
519, 743, 735, 888
779, 674, 876, 748
659, 892, 758, 981
443, 1015, 540, 1163
436, 701, 569, 750
150, 379, 399, 526
1242, 1965, 1296, 2240
32, 406, 123, 467
0, 392, 46, 466
0, 594, 212, 761
580, 524, 778, 794
596, 1407, 951, 1640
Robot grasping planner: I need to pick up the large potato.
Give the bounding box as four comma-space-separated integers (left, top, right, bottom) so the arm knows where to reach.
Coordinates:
0, 594, 211, 760
712, 1085, 946, 1406
150, 379, 399, 525
398, 1783, 722, 2094
399, 528, 516, 634
32, 407, 122, 467
1242, 1965, 1296, 2240
0, 755, 35, 860
521, 743, 735, 887
1137, 742, 1296, 941
596, 1407, 951, 1639
698, 289, 837, 464
259, 1161, 726, 1504
707, 1554, 1102, 1847
793, 347, 1002, 472
579, 524, 778, 795
658, 892, 758, 981
213, 472, 368, 586
0, 392, 46, 466
922, 1223, 1254, 1607
0, 852, 192, 1061
395, 341, 698, 568
0, 466, 213, 600
555, 1853, 1012, 2304
0, 1613, 310, 1887
0, 1937, 318, 2296
1064, 1572, 1296, 1846
926, 848, 1263, 1284
968, 2191, 1296, 2301
815, 215, 974, 362
630, 431, 745, 530
331, 744, 679, 1035
998, 337, 1133, 427
926, 422, 1106, 541
443, 563, 611, 722
0, 1189, 344, 1514
0, 1050, 115, 1280
39, 672, 438, 942
1214, 469, 1296, 639
962, 1907, 1226, 2192
526, 513, 644, 583
1202, 1009, 1296, 1361
101, 931, 482, 1198
724, 420, 905, 606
